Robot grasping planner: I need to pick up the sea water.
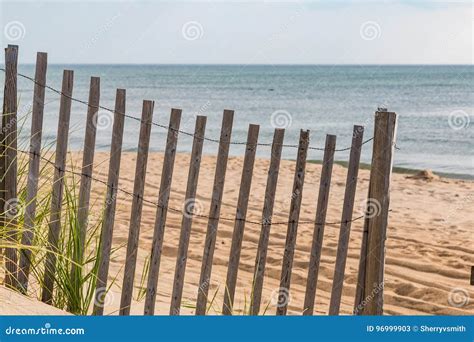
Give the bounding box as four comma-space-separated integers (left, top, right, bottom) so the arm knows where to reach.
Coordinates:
5, 64, 473, 177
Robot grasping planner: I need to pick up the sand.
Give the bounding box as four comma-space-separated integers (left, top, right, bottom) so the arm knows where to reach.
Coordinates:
0, 286, 69, 315
2, 152, 473, 315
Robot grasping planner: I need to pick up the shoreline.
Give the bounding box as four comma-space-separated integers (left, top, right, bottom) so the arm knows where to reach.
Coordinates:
308, 159, 474, 181
59, 150, 473, 181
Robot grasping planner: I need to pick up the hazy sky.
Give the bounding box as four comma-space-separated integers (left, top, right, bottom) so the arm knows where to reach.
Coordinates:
0, 0, 472, 64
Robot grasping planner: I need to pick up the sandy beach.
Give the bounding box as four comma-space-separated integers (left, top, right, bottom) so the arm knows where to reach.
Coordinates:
99, 152, 474, 316
2, 151, 473, 315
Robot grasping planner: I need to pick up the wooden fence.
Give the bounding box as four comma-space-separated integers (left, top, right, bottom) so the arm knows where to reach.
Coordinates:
0, 45, 397, 316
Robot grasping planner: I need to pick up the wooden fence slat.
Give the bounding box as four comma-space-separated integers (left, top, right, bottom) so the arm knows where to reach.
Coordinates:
470, 266, 474, 286
276, 129, 310, 316
353, 195, 371, 314
68, 76, 100, 312
170, 115, 207, 315
303, 134, 336, 315
92, 89, 126, 315
354, 110, 397, 315
41, 69, 74, 303
119, 100, 155, 316
328, 125, 364, 315
0, 53, 3, 276
222, 124, 260, 315
195, 110, 234, 315
2, 45, 19, 290
250, 128, 285, 315
18, 52, 48, 293
144, 108, 182, 315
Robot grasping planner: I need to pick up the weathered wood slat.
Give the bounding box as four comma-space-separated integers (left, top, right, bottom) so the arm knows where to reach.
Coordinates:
170, 115, 207, 315
92, 89, 126, 315
355, 111, 397, 315
328, 125, 364, 315
303, 134, 336, 315
276, 129, 310, 316
353, 197, 371, 314
2, 45, 19, 290
18, 52, 48, 293
144, 108, 182, 315
68, 76, 100, 312
195, 110, 234, 315
250, 128, 285, 315
0, 53, 4, 271
222, 124, 260, 315
41, 69, 74, 304
119, 100, 155, 316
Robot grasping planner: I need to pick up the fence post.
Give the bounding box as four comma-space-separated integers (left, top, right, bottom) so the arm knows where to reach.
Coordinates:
18, 52, 48, 293
68, 76, 100, 312
303, 134, 336, 315
92, 89, 126, 315
195, 110, 234, 315
144, 108, 182, 315
250, 128, 284, 315
120, 100, 155, 316
2, 45, 19, 290
170, 115, 207, 315
276, 129, 309, 316
41, 69, 74, 304
222, 123, 259, 315
328, 125, 364, 315
354, 110, 397, 315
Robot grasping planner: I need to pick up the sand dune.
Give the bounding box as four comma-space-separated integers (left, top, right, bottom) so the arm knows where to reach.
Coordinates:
93, 152, 473, 315
2, 152, 473, 315
0, 286, 69, 315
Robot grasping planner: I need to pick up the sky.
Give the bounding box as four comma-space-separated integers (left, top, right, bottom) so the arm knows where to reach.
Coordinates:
0, 0, 472, 64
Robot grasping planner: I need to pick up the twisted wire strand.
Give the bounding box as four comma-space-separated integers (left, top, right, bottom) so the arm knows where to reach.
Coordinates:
17, 148, 372, 227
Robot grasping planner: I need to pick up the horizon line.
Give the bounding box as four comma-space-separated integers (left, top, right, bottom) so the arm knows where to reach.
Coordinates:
12, 62, 474, 67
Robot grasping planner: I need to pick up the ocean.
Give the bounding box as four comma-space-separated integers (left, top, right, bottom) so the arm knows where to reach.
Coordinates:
6, 64, 474, 178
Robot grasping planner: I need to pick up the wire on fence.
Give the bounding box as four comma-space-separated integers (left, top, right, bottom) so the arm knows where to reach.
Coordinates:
1, 68, 378, 152
15, 148, 373, 228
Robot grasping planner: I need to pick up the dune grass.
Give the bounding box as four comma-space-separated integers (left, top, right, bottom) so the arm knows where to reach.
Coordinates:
1, 108, 277, 316
0, 109, 119, 315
